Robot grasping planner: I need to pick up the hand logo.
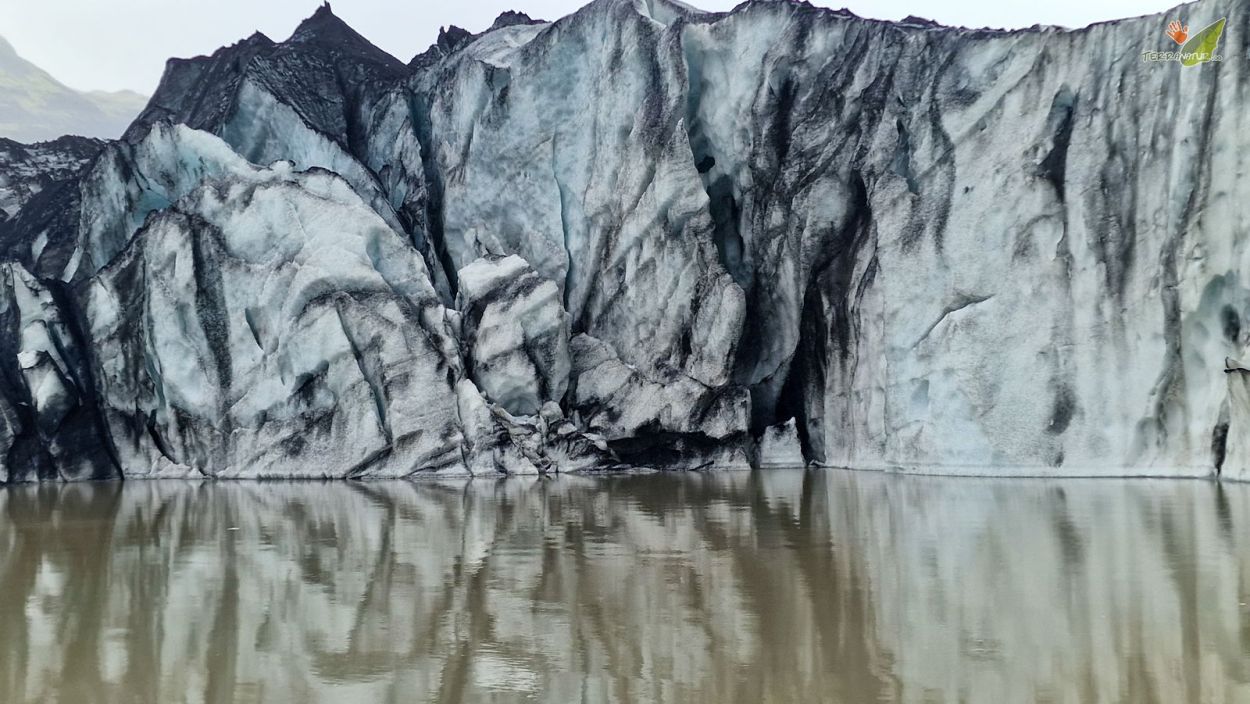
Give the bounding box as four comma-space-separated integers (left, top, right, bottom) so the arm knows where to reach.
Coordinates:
1166, 20, 1189, 45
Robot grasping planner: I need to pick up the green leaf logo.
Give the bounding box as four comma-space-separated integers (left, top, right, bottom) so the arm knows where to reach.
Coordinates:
1180, 18, 1226, 67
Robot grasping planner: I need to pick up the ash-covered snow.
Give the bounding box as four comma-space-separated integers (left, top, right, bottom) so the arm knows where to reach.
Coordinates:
1, 0, 1247, 480
0, 136, 103, 218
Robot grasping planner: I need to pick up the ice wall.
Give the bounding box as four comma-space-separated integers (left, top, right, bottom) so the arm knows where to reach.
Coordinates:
0, 0, 1246, 479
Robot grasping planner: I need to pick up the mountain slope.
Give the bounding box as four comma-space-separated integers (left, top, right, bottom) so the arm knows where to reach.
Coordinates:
1, 0, 1248, 481
0, 35, 147, 142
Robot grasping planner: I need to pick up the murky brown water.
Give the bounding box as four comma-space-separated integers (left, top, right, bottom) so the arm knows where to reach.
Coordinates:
1, 470, 1248, 703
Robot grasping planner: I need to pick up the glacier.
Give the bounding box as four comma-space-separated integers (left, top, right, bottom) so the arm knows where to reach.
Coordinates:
0, 0, 1245, 481
0, 136, 103, 221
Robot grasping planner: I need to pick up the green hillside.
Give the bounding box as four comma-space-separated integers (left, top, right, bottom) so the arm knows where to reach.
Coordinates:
0, 36, 147, 143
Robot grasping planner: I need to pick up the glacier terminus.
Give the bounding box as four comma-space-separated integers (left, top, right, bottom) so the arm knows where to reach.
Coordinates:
0, 0, 1245, 481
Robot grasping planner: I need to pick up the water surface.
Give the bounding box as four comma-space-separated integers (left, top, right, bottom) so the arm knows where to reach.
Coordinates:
1, 470, 1248, 703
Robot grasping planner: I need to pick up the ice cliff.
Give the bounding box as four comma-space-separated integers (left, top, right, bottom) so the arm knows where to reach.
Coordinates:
0, 0, 1245, 481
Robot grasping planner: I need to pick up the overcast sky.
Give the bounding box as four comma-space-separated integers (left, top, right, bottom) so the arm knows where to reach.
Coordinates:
1, 0, 1183, 94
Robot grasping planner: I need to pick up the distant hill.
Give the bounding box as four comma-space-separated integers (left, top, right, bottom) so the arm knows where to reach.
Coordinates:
0, 35, 147, 142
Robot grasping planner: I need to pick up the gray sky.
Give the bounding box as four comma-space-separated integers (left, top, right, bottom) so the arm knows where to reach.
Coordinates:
1, 0, 1183, 94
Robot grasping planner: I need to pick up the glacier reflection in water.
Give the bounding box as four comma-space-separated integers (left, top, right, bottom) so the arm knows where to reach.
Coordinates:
1, 470, 1249, 703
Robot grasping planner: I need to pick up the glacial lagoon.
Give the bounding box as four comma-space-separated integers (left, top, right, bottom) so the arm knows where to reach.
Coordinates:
1, 469, 1248, 703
